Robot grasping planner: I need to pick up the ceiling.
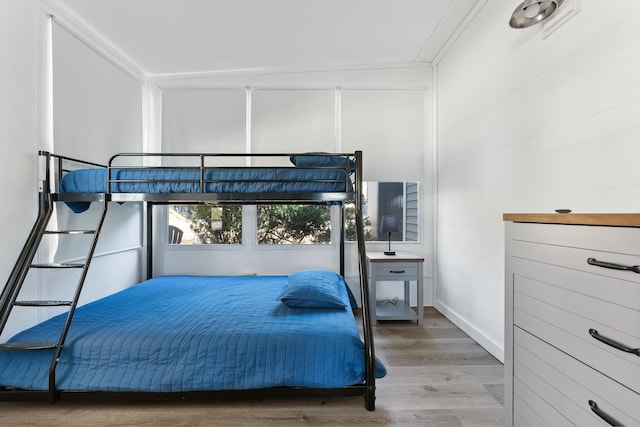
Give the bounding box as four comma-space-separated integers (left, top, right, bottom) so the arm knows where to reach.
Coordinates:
51, 0, 480, 76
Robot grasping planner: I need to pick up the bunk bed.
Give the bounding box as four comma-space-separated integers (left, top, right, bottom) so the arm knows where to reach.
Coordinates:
0, 151, 383, 410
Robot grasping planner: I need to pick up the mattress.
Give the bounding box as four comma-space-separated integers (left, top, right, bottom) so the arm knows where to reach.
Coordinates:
0, 275, 385, 392
59, 167, 353, 212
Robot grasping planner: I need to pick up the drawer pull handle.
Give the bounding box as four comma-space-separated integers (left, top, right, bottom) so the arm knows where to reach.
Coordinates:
588, 400, 623, 426
589, 329, 640, 357
389, 270, 405, 274
587, 257, 640, 274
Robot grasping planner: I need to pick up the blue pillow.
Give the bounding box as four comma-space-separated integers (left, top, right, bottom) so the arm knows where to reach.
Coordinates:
278, 270, 347, 308
289, 153, 356, 172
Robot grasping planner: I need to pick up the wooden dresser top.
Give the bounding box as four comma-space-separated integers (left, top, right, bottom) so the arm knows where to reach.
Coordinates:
503, 213, 640, 227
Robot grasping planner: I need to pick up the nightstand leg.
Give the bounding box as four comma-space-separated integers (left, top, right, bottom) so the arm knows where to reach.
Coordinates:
369, 261, 378, 325
404, 280, 410, 307
417, 263, 423, 325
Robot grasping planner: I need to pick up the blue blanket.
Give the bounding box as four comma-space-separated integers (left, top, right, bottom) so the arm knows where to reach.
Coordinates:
0, 275, 385, 392
59, 167, 353, 213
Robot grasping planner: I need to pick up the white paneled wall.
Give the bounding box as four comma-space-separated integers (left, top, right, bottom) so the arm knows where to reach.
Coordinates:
252, 89, 337, 159
435, 0, 640, 360
0, 3, 46, 340
162, 89, 246, 155
52, 21, 144, 161
1, 8, 146, 338
342, 89, 426, 182
156, 70, 434, 305
0, 0, 41, 339
51, 19, 145, 278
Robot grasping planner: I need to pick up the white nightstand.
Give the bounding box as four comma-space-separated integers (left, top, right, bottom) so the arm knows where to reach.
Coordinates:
367, 252, 424, 325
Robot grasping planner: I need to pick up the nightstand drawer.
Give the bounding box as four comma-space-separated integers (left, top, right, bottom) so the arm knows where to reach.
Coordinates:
373, 263, 418, 280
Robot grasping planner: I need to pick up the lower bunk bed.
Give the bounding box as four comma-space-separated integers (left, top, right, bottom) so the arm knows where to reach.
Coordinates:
0, 272, 385, 405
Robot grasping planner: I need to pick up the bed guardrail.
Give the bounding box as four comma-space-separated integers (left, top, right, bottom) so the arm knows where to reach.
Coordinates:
42, 151, 357, 200
39, 151, 107, 195
107, 152, 355, 195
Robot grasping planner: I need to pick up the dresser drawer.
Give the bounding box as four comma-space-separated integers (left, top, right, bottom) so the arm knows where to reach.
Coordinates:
513, 327, 640, 426
510, 241, 640, 308
510, 222, 640, 256
372, 263, 418, 281
510, 233, 640, 393
514, 276, 640, 392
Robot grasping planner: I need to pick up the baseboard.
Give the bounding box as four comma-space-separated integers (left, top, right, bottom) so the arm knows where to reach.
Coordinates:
434, 300, 504, 363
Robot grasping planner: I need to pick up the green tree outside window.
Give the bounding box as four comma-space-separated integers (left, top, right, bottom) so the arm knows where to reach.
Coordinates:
257, 205, 331, 244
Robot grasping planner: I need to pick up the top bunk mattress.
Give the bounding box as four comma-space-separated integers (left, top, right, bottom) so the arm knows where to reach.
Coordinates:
0, 274, 385, 393
59, 167, 354, 212
60, 167, 353, 194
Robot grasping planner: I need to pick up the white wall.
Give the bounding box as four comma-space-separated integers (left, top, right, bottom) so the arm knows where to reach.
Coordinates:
153, 66, 435, 306
435, 0, 640, 360
0, 0, 43, 340
42, 14, 146, 325
0, 1, 146, 339
51, 18, 145, 259
0, 0, 40, 271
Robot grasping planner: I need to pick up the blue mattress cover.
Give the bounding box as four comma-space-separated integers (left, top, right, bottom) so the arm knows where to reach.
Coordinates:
59, 167, 352, 212
0, 275, 385, 392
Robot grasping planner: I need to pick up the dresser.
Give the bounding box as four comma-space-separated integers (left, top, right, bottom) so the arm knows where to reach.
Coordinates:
367, 252, 424, 325
503, 214, 640, 426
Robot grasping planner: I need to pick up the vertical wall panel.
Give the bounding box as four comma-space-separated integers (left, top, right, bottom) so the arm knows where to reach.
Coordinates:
48, 21, 145, 326
342, 89, 425, 182
52, 22, 142, 161
435, 1, 640, 360
52, 21, 145, 257
251, 89, 335, 164
0, 0, 41, 340
161, 89, 246, 158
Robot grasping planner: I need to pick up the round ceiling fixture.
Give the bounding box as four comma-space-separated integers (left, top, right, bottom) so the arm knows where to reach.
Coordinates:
509, 0, 563, 28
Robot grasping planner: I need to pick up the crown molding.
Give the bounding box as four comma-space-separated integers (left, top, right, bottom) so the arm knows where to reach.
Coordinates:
42, 0, 147, 82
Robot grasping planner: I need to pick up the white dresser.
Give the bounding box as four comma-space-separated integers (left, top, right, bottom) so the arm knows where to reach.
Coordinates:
504, 214, 640, 426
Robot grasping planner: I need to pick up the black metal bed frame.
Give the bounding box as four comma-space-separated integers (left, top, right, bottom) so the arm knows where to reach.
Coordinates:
0, 150, 377, 410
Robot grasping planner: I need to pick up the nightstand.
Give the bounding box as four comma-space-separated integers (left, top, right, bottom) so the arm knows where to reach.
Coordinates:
367, 252, 424, 325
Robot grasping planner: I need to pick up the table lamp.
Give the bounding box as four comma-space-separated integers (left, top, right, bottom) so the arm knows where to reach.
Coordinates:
380, 215, 399, 256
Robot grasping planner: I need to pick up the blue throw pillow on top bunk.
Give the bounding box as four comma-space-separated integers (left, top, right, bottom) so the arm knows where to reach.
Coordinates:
289, 153, 356, 172
279, 269, 348, 308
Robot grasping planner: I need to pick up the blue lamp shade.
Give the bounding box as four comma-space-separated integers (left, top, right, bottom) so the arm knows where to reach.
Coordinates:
380, 215, 399, 233
380, 215, 398, 255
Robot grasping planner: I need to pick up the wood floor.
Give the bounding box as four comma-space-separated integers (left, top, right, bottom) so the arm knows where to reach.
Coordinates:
0, 307, 504, 426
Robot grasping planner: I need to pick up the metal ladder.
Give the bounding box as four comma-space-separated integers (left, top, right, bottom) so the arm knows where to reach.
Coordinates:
0, 186, 108, 403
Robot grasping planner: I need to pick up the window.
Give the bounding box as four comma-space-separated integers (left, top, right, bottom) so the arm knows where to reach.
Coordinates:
168, 205, 242, 244
346, 181, 419, 242
257, 205, 331, 244
168, 204, 332, 245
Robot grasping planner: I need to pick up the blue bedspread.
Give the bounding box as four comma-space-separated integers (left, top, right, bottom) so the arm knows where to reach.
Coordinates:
60, 167, 353, 212
0, 275, 385, 392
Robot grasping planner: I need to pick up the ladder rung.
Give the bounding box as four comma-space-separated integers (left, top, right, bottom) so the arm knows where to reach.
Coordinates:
30, 262, 85, 269
14, 300, 72, 307
0, 342, 58, 351
44, 230, 95, 235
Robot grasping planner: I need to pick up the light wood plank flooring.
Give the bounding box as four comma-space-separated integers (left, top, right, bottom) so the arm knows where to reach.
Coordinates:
0, 307, 503, 426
